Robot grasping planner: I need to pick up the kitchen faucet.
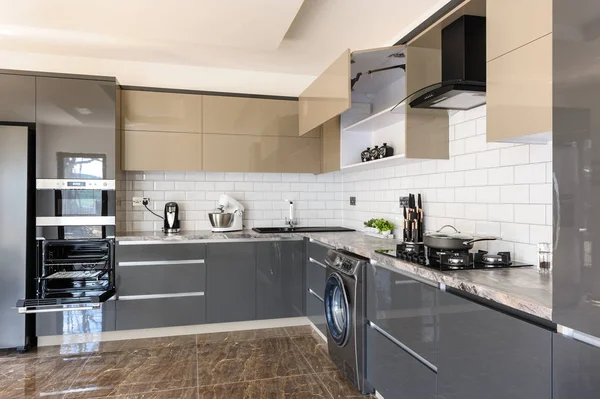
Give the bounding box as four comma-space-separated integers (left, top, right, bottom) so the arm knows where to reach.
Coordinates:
285, 199, 297, 228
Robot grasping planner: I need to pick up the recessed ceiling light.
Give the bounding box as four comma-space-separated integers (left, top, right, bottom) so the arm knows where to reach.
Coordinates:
75, 107, 92, 115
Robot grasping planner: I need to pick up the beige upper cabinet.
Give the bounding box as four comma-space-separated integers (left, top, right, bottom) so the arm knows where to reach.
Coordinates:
487, 0, 552, 61
122, 90, 202, 133
299, 49, 351, 136
321, 116, 340, 173
486, 34, 552, 143
122, 130, 202, 171
203, 95, 318, 138
203, 134, 321, 174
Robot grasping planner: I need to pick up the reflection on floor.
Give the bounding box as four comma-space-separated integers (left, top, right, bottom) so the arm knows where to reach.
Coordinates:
0, 326, 368, 398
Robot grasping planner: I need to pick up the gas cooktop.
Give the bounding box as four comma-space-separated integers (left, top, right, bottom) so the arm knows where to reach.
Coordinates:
375, 243, 534, 271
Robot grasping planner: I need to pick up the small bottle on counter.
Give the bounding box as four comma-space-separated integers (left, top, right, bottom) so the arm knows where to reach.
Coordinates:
361, 147, 371, 162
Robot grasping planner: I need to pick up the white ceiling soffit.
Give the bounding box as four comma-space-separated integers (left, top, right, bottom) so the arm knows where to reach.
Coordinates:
0, 0, 452, 95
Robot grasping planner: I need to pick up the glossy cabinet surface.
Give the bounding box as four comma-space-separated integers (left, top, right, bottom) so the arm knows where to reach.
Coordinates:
487, 34, 552, 143
122, 130, 202, 171
36, 77, 117, 179
116, 296, 205, 330
366, 327, 436, 399
305, 240, 328, 336
0, 74, 35, 123
553, 334, 600, 398
203, 133, 321, 173
121, 90, 202, 133
306, 291, 326, 337
553, 0, 600, 338
37, 301, 116, 336
487, 0, 552, 61
321, 116, 340, 173
206, 242, 256, 323
299, 49, 351, 136
203, 96, 318, 137
437, 290, 551, 399
366, 264, 437, 365
256, 240, 304, 320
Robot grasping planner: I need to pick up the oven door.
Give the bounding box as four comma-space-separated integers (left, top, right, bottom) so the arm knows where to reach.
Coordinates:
16, 239, 116, 314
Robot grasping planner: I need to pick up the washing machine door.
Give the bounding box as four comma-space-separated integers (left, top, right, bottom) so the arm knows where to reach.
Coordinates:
324, 272, 350, 346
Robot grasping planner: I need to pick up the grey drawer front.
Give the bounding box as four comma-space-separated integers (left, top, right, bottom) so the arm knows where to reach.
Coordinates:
307, 257, 326, 297
115, 296, 205, 330
117, 263, 206, 296
366, 264, 438, 366
36, 301, 116, 336
116, 243, 206, 262
307, 289, 326, 337
367, 327, 436, 399
307, 240, 331, 266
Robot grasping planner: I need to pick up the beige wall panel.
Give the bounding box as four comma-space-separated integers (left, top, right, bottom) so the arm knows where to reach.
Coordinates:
321, 116, 341, 173
203, 96, 318, 138
487, 34, 552, 142
405, 108, 449, 159
299, 49, 351, 136
122, 90, 202, 133
487, 0, 552, 61
203, 134, 321, 174
122, 131, 202, 171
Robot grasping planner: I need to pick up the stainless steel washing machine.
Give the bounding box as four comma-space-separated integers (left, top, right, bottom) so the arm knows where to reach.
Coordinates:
324, 248, 373, 394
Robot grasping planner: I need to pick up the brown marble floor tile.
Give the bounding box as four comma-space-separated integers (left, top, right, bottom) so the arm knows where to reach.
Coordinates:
105, 387, 198, 398
0, 355, 87, 398
196, 337, 312, 386
195, 327, 288, 344
283, 325, 313, 337
197, 374, 333, 399
290, 336, 336, 373
119, 335, 196, 351
317, 371, 369, 399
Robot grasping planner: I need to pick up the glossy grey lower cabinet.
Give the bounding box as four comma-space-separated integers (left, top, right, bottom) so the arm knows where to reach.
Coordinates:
305, 240, 327, 336
366, 264, 437, 366
366, 326, 436, 399
256, 240, 304, 320
437, 290, 551, 399
306, 290, 326, 337
553, 334, 600, 398
116, 296, 205, 330
36, 301, 116, 336
206, 242, 256, 323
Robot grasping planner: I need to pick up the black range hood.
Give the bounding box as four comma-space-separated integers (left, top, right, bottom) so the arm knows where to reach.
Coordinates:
409, 15, 486, 110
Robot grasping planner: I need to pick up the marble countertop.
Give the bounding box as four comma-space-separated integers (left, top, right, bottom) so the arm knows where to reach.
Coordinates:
116, 230, 552, 321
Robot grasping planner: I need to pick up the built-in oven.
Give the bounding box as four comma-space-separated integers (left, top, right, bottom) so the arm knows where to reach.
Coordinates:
17, 238, 115, 314
36, 178, 116, 239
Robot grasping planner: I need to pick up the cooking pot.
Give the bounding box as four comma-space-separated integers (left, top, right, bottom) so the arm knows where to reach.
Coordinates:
424, 225, 496, 251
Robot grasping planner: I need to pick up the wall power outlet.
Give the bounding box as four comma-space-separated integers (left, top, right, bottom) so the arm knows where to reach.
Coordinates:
132, 197, 150, 207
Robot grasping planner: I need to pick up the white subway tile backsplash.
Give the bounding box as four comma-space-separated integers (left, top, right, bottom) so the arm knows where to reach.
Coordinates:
174, 181, 196, 191
465, 169, 488, 186
133, 181, 153, 191
195, 182, 215, 191
515, 204, 546, 225
446, 172, 465, 187
500, 222, 530, 243
154, 181, 174, 191
475, 186, 500, 203
465, 135, 487, 153
530, 225, 552, 245
476, 150, 500, 168
455, 187, 476, 203
530, 183, 552, 204
164, 172, 185, 181
476, 221, 501, 236
500, 185, 529, 204
234, 182, 254, 191
165, 191, 186, 201
455, 154, 477, 171
501, 145, 530, 166
530, 143, 552, 163
215, 182, 235, 191
488, 166, 514, 185
488, 204, 514, 222
446, 203, 465, 218
454, 119, 477, 139
205, 172, 225, 181
514, 163, 546, 184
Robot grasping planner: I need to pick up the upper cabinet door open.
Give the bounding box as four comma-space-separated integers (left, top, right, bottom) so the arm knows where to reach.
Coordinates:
298, 49, 351, 136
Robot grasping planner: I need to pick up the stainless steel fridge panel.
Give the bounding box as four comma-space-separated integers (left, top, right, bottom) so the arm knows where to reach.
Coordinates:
0, 125, 28, 348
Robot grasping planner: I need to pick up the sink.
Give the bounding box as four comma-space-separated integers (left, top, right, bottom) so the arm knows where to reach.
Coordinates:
252, 226, 355, 234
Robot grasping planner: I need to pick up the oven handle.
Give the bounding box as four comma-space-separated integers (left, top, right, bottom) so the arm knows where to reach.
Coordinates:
17, 304, 101, 314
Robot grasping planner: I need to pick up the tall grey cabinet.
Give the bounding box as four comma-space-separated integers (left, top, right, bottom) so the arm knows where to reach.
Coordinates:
553, 334, 600, 398
305, 240, 329, 336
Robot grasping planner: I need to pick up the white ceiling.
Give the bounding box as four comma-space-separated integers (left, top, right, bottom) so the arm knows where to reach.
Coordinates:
0, 0, 451, 95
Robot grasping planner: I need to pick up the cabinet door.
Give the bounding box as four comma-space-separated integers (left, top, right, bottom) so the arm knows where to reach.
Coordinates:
321, 116, 340, 173
36, 301, 116, 336
122, 130, 202, 171
36, 77, 117, 179
306, 289, 326, 337
366, 326, 436, 399
256, 240, 304, 320
206, 243, 256, 323
203, 133, 320, 173
487, 0, 552, 61
437, 291, 551, 399
486, 34, 552, 143
121, 90, 202, 133
0, 74, 35, 122
554, 334, 600, 398
299, 49, 351, 136
203, 96, 319, 138
366, 264, 437, 366
115, 296, 205, 330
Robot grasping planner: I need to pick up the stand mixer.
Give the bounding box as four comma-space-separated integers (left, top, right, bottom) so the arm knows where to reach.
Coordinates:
208, 194, 245, 232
